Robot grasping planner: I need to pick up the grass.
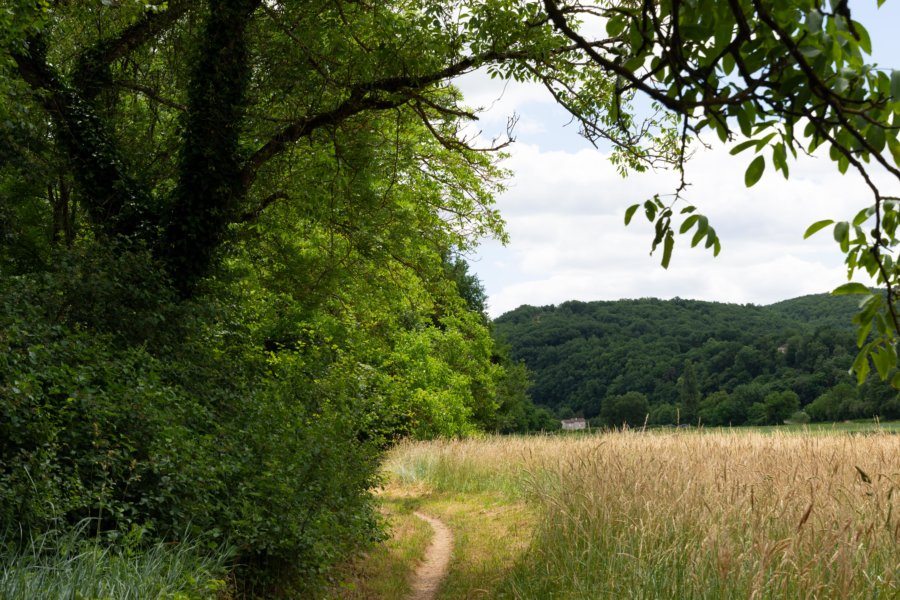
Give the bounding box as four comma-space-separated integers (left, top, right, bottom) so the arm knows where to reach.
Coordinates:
329, 479, 537, 600
708, 419, 900, 434
0, 525, 231, 600
327, 488, 434, 600
378, 430, 900, 599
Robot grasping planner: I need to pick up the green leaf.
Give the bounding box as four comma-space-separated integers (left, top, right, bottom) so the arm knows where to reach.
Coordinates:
873, 344, 897, 380
831, 282, 869, 295
722, 53, 735, 76
890, 371, 900, 389
852, 347, 871, 384
803, 219, 834, 239
855, 22, 872, 55
690, 216, 709, 247
744, 156, 765, 187
892, 70, 900, 100
837, 154, 849, 175
679, 215, 699, 234
834, 220, 850, 252
624, 203, 640, 225
661, 231, 674, 269
772, 143, 788, 179
736, 108, 752, 137
867, 125, 886, 153
729, 140, 758, 156
857, 316, 873, 347
806, 9, 823, 32
852, 207, 873, 227
887, 136, 900, 166
799, 45, 822, 58
606, 16, 627, 37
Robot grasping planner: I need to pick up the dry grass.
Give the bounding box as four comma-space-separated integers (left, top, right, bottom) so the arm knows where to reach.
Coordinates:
386, 430, 900, 599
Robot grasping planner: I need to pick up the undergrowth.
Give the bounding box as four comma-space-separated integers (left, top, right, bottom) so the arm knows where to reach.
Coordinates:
0, 522, 231, 599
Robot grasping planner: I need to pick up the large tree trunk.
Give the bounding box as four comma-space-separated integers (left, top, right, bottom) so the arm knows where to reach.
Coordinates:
162, 0, 261, 295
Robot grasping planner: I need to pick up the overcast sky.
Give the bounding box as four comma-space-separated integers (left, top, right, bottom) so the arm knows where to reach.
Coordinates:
456, 1, 900, 318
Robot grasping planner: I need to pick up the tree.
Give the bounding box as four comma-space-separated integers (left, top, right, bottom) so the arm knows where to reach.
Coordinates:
764, 390, 801, 425
601, 391, 650, 428
677, 359, 700, 423
699, 390, 733, 427
650, 402, 678, 426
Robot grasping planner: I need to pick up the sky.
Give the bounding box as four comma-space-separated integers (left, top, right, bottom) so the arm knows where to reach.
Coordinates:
455, 1, 900, 318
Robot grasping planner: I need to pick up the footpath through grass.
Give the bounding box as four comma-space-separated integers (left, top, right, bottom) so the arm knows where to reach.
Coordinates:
330, 480, 535, 600
337, 428, 900, 599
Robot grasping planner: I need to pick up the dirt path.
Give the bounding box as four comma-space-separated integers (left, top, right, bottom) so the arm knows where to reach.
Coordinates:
407, 511, 453, 600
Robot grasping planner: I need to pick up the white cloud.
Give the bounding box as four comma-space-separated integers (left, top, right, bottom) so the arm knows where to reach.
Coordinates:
452, 60, 899, 319
471, 138, 888, 318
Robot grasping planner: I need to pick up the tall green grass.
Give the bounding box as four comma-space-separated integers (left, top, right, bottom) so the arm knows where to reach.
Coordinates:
0, 523, 231, 599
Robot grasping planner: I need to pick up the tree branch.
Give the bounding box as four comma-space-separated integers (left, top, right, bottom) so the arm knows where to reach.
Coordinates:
75, 1, 191, 99
237, 191, 289, 224
239, 41, 609, 187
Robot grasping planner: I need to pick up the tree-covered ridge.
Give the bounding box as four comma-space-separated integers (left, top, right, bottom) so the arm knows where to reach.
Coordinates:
494, 295, 900, 426
766, 292, 865, 330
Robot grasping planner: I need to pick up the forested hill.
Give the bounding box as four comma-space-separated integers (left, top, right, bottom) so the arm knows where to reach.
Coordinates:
493, 295, 900, 425
766, 293, 863, 330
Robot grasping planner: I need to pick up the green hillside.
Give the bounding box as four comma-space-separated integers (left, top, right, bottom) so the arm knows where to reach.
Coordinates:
766, 292, 864, 330
493, 295, 900, 426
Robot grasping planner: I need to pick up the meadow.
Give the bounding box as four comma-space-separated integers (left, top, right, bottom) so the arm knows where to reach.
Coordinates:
341, 428, 900, 599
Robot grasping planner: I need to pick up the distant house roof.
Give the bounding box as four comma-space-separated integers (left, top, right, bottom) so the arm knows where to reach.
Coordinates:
561, 418, 587, 430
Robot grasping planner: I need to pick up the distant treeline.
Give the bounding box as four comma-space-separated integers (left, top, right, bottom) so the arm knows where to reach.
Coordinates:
493, 295, 900, 427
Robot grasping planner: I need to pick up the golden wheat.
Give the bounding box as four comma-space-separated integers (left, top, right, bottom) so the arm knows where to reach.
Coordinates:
387, 431, 900, 599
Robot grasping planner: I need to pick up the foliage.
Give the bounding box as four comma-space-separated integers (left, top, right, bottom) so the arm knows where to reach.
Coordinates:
494, 295, 899, 425
676, 359, 700, 423
6, 0, 900, 592
1, 1, 540, 590
539, 0, 900, 386
600, 391, 650, 428
0, 252, 394, 594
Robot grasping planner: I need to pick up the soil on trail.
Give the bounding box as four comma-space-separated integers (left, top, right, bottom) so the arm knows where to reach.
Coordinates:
407, 512, 453, 600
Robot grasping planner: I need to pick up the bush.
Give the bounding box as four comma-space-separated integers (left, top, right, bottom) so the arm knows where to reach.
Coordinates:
649, 403, 677, 426
787, 410, 810, 424
601, 392, 649, 428
0, 250, 385, 595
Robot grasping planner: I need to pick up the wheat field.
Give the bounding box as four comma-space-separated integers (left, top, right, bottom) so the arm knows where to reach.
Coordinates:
386, 430, 900, 599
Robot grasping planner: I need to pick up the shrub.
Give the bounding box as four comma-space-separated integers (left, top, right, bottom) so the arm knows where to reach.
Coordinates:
601, 392, 649, 428
0, 250, 384, 594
